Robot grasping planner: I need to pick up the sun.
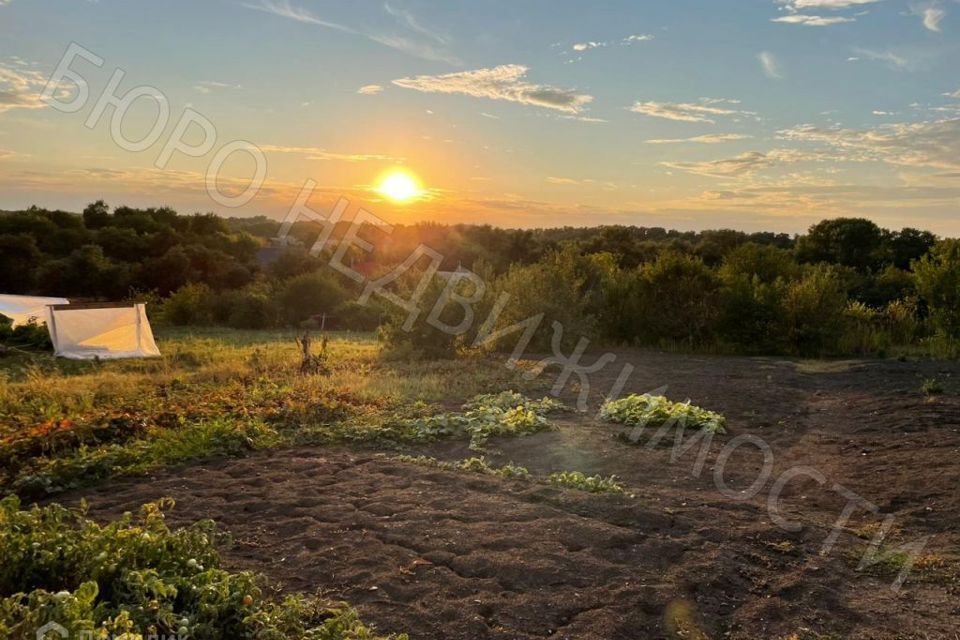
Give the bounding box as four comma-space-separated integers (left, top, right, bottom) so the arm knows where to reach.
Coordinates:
377, 169, 423, 203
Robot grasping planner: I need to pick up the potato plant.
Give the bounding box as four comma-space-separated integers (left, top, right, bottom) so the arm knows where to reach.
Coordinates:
599, 394, 726, 434
0, 496, 403, 640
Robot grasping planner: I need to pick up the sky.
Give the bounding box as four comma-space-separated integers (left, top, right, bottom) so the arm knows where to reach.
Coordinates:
1, 0, 959, 234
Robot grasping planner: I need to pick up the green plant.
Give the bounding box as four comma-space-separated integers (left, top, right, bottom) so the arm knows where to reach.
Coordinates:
599, 394, 726, 434
0, 496, 403, 640
394, 391, 565, 451
547, 471, 625, 494
396, 454, 531, 480
921, 378, 944, 397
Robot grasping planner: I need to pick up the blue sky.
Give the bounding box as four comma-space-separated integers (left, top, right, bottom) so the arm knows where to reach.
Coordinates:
1, 0, 959, 233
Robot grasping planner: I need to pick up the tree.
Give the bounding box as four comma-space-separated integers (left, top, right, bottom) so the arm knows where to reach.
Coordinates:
913, 239, 960, 339
720, 242, 799, 284
274, 272, 349, 326
82, 200, 111, 229
886, 228, 936, 270
796, 218, 884, 271
0, 234, 42, 293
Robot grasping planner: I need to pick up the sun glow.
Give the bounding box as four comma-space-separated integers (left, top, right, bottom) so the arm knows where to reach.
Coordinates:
377, 169, 423, 202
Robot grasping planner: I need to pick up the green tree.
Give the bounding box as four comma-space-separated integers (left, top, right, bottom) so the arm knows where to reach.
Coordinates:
796, 218, 884, 271
913, 239, 960, 339
274, 272, 349, 326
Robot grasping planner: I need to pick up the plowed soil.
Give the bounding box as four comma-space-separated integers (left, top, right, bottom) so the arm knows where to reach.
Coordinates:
67, 351, 960, 639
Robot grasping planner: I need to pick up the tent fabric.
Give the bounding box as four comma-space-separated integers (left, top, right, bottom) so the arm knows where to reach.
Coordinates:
0, 295, 70, 327
49, 304, 161, 360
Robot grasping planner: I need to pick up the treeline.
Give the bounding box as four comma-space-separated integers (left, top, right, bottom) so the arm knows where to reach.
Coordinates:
2, 202, 958, 357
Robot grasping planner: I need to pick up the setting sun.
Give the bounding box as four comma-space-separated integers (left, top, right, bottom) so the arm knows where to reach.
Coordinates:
377, 170, 423, 203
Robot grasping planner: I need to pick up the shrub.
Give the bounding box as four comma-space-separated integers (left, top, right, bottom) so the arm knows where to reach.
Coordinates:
483, 247, 600, 354
838, 301, 889, 356
379, 278, 460, 360
274, 272, 349, 327
160, 283, 214, 326
779, 265, 847, 356
633, 250, 722, 346
716, 276, 786, 353
0, 316, 52, 351
599, 394, 726, 433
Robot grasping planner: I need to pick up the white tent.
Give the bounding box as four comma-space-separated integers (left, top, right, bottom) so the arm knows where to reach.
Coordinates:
0, 294, 70, 327
48, 303, 161, 360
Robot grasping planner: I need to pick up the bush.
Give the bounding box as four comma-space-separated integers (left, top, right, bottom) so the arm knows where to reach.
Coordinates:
274, 272, 349, 327
379, 277, 462, 360
633, 250, 721, 346
780, 265, 847, 356
160, 283, 214, 326
0, 316, 52, 351
716, 276, 786, 353
483, 248, 600, 354
211, 288, 275, 329
335, 300, 382, 332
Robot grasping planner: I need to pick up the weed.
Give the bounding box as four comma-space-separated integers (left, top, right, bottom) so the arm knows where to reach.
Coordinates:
921, 378, 944, 396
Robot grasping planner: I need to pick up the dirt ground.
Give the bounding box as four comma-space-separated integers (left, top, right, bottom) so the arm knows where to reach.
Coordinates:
68, 351, 960, 639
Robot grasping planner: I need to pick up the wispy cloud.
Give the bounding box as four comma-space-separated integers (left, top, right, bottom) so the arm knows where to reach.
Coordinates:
630, 98, 753, 124
259, 145, 400, 162
243, 0, 460, 64
646, 133, 752, 144
568, 34, 653, 56
546, 176, 618, 189
194, 80, 241, 94
781, 0, 882, 8
758, 51, 783, 79
357, 84, 384, 95
0, 62, 70, 113
662, 149, 826, 177
384, 2, 449, 45
911, 4, 946, 32
772, 14, 855, 25
392, 65, 594, 114
0, 148, 14, 160
850, 47, 915, 70
572, 41, 606, 52
778, 118, 960, 171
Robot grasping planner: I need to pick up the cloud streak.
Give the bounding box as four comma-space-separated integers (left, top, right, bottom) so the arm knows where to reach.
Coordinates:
630, 98, 753, 124
778, 118, 960, 171
244, 0, 460, 64
662, 149, 825, 177
773, 14, 855, 25
646, 134, 752, 144
259, 145, 401, 162
758, 51, 783, 79
392, 65, 594, 114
